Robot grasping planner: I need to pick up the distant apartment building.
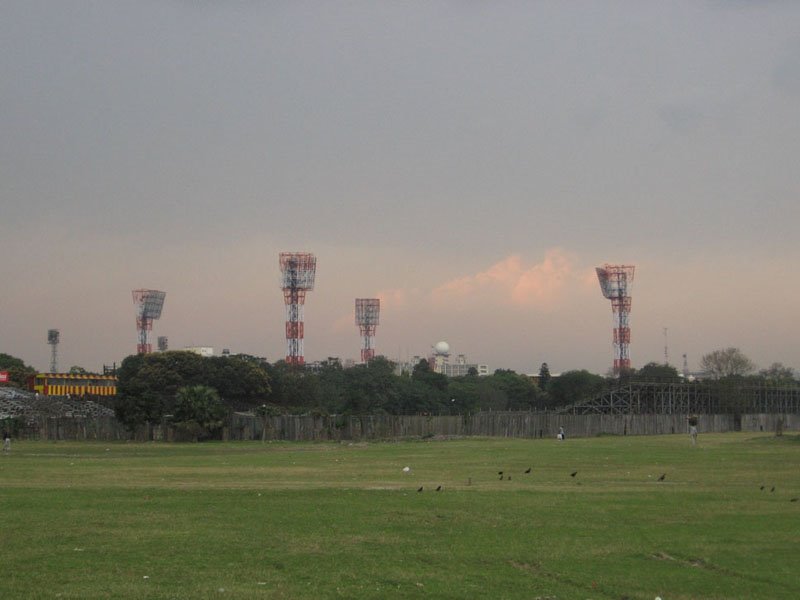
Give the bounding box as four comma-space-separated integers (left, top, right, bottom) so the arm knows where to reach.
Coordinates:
183, 346, 214, 358
395, 343, 488, 377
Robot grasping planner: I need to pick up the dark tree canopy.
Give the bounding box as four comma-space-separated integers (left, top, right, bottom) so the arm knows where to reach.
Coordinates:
636, 362, 680, 380
547, 370, 606, 409
538, 362, 551, 390
115, 351, 271, 429
0, 353, 36, 389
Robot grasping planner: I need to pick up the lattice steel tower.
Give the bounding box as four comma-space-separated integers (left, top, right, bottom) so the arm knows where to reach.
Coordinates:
132, 289, 166, 354
355, 298, 380, 363
47, 329, 60, 372
279, 252, 316, 366
596, 264, 635, 374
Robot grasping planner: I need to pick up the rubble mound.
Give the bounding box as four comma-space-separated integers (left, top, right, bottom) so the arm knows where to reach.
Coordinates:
0, 387, 115, 419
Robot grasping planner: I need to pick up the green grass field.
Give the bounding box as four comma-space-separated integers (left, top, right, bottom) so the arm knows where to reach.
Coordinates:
1, 433, 799, 599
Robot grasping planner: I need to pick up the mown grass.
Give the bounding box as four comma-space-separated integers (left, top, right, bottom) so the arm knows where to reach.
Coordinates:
1, 433, 799, 599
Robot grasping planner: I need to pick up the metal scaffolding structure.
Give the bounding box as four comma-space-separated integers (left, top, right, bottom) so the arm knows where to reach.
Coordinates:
355, 298, 380, 363
132, 289, 166, 354
596, 264, 635, 374
279, 252, 316, 366
47, 329, 60, 373
558, 381, 800, 416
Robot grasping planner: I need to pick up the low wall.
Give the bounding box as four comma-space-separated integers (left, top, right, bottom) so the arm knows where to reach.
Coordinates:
10, 412, 798, 442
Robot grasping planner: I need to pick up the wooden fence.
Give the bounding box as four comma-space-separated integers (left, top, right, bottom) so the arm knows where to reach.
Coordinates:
9, 411, 799, 442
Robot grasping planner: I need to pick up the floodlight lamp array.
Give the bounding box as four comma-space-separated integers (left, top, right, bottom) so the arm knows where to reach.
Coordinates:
47, 329, 60, 344
133, 289, 167, 320
355, 299, 380, 328
279, 253, 317, 291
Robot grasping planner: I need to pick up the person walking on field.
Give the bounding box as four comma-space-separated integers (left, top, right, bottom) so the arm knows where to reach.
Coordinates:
3, 431, 10, 452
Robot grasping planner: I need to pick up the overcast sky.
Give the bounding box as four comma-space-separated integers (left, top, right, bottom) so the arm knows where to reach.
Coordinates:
2, 1, 799, 375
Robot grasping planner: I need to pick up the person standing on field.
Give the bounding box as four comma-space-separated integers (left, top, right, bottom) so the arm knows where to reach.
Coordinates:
3, 431, 10, 452
687, 416, 698, 446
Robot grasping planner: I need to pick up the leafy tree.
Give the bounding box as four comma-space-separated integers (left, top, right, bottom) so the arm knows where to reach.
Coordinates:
547, 370, 606, 408
0, 353, 37, 389
488, 369, 542, 410
758, 362, 795, 385
171, 385, 226, 441
411, 359, 448, 393
114, 390, 164, 432
700, 348, 755, 379
68, 366, 88, 375
538, 363, 551, 390
115, 351, 271, 430
636, 362, 680, 380
340, 357, 402, 414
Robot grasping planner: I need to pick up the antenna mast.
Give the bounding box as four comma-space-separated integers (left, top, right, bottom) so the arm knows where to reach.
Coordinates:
279, 252, 316, 366
663, 327, 669, 365
355, 299, 380, 363
132, 289, 166, 354
596, 264, 635, 375
47, 329, 60, 372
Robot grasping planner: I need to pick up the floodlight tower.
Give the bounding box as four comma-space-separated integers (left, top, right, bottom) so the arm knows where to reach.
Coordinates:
47, 329, 60, 373
596, 264, 635, 374
355, 299, 380, 363
132, 289, 166, 354
279, 252, 316, 366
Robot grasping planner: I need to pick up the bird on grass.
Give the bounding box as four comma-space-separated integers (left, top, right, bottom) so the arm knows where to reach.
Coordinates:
499, 475, 504, 481
436, 485, 442, 492
508, 476, 512, 481
771, 486, 776, 493
498, 471, 504, 475
760, 485, 765, 491
417, 486, 423, 492
524, 467, 532, 474
790, 498, 798, 503
571, 471, 578, 478
658, 474, 666, 482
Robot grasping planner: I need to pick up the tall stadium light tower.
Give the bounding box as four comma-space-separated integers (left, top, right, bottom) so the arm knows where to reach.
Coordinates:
132, 289, 166, 354
279, 252, 316, 366
47, 329, 60, 373
596, 264, 635, 374
355, 298, 380, 363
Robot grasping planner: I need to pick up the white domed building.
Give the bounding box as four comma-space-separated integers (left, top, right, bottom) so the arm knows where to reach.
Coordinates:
429, 341, 451, 374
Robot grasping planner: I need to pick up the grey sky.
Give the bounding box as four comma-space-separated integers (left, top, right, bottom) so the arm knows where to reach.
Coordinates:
2, 1, 799, 374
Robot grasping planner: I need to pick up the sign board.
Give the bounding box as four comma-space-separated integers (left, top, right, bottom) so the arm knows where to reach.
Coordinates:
0, 371, 9, 383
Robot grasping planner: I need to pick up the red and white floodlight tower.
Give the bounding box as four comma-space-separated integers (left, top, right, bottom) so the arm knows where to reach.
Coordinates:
596, 264, 635, 374
279, 252, 316, 366
132, 289, 166, 354
355, 298, 380, 363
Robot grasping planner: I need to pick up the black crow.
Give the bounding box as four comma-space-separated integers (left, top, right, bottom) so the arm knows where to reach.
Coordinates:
436, 485, 442, 492
771, 486, 776, 492
790, 498, 798, 502
658, 474, 666, 482
498, 471, 504, 475
571, 471, 577, 477
417, 486, 423, 492
524, 467, 532, 474
760, 485, 765, 491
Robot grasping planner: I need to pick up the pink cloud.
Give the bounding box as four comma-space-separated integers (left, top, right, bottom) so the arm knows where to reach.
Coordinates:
432, 249, 575, 310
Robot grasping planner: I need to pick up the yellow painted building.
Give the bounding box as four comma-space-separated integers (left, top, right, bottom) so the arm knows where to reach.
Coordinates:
28, 373, 117, 397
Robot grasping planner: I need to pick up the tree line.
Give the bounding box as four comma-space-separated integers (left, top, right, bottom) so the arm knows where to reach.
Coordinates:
2, 347, 797, 439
